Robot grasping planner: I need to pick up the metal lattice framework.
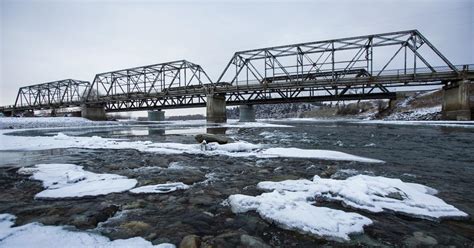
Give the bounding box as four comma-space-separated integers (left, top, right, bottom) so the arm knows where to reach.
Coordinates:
214, 29, 464, 104
86, 60, 212, 104
2, 30, 472, 114
14, 79, 90, 110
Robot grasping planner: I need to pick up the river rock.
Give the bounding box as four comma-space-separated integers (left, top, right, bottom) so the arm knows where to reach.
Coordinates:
179, 234, 201, 248
404, 232, 438, 246
240, 234, 271, 248
320, 165, 338, 178
120, 221, 151, 236
195, 134, 230, 144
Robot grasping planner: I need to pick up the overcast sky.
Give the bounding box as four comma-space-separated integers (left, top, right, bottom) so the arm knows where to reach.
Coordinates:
1, 0, 472, 116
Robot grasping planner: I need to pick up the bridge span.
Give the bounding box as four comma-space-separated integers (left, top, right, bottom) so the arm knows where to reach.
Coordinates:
1, 30, 473, 121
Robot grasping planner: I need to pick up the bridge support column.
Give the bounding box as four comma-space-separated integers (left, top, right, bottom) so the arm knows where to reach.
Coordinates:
148, 110, 165, 121
239, 105, 256, 122
206, 94, 227, 123
81, 104, 106, 121
442, 80, 473, 121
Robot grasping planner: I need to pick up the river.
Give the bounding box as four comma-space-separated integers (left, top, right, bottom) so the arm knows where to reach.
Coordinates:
0, 119, 473, 247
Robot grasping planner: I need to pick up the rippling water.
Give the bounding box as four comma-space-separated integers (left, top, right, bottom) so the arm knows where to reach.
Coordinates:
0, 120, 473, 246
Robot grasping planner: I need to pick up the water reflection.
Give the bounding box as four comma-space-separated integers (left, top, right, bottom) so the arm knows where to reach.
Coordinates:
206, 127, 227, 135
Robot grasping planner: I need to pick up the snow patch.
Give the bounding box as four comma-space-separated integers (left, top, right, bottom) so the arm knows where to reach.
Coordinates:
130, 182, 190, 194
0, 213, 174, 248
18, 164, 137, 199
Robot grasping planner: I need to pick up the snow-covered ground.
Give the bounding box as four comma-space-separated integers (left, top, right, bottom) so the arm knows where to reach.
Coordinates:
228, 175, 467, 241
0, 131, 383, 163
0, 117, 119, 129
0, 213, 175, 248
355, 119, 474, 128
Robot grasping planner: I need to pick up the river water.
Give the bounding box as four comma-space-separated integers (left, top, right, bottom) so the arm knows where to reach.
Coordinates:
0, 120, 473, 247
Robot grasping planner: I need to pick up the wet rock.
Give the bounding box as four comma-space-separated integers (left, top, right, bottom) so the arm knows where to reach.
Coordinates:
195, 134, 230, 144
240, 234, 271, 248
120, 221, 151, 236
189, 195, 214, 206
404, 232, 438, 246
320, 165, 338, 178
123, 200, 147, 210
179, 234, 201, 248
88, 204, 119, 227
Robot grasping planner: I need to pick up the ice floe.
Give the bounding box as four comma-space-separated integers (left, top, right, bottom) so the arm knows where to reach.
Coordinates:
1, 131, 384, 163
228, 174, 467, 241
228, 190, 372, 241
0, 213, 174, 248
130, 182, 190, 194
18, 164, 137, 199
258, 147, 384, 163
0, 117, 118, 129
257, 175, 468, 219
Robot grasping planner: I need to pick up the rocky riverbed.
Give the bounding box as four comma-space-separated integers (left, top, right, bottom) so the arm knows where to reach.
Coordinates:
0, 118, 473, 247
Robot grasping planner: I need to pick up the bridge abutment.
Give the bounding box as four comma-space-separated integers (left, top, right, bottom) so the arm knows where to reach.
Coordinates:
206, 94, 227, 123
239, 105, 256, 122
148, 110, 165, 121
81, 104, 107, 121
442, 80, 473, 121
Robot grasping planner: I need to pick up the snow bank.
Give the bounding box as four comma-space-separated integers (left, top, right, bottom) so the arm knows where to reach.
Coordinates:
355, 119, 474, 128
228, 190, 372, 241
130, 182, 190, 194
0, 117, 118, 129
0, 213, 174, 248
1, 131, 383, 163
257, 175, 468, 219
18, 164, 137, 199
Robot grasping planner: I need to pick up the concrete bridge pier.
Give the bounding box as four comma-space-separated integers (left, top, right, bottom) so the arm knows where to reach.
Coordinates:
239, 105, 256, 122
148, 110, 165, 121
206, 94, 227, 123
442, 80, 473, 120
81, 104, 107, 121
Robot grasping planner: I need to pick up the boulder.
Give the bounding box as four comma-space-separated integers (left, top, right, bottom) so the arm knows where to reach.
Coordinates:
195, 134, 230, 144
179, 234, 201, 248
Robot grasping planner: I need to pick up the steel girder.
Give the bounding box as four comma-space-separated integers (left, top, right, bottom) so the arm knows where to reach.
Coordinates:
13, 79, 90, 110
216, 30, 459, 95
86, 60, 213, 104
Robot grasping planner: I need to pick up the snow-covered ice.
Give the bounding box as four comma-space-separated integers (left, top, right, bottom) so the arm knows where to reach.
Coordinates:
0, 131, 384, 163
130, 182, 190, 194
228, 190, 372, 241
258, 147, 384, 163
257, 175, 468, 219
228, 174, 467, 241
0, 117, 118, 129
18, 164, 137, 199
0, 213, 175, 248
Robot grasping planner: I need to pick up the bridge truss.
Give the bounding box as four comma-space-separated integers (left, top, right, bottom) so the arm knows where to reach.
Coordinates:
85, 60, 213, 111
13, 79, 90, 110
214, 29, 462, 104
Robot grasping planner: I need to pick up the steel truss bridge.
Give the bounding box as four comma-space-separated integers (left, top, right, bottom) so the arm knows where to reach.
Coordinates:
2, 30, 473, 114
